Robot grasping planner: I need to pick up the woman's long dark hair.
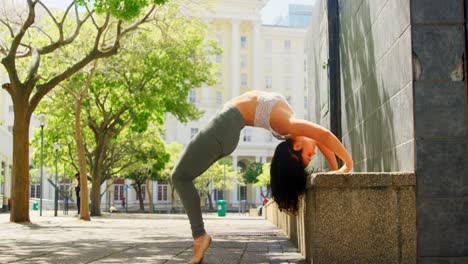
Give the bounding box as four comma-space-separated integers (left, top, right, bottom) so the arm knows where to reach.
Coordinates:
270, 139, 307, 215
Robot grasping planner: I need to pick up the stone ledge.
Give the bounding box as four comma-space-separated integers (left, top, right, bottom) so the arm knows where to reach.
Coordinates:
306, 172, 415, 189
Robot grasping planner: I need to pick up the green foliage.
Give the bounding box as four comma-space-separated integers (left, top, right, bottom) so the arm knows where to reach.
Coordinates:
121, 126, 170, 183
159, 142, 183, 182
243, 162, 263, 184
194, 158, 241, 197
254, 162, 271, 187
76, 0, 169, 21
31, 4, 220, 186
31, 94, 81, 180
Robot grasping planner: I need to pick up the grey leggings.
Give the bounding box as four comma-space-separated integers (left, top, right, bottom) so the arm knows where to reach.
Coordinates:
172, 104, 245, 238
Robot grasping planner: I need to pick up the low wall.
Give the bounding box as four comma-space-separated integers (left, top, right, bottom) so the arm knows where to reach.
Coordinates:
264, 172, 416, 263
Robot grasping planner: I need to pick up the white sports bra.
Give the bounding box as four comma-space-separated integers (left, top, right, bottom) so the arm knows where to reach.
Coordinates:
253, 91, 294, 140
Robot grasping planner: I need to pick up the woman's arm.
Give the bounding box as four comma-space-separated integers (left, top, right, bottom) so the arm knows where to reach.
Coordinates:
289, 118, 353, 172
316, 142, 339, 170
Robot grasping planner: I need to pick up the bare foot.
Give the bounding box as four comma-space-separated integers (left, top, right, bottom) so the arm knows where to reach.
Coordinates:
188, 233, 212, 264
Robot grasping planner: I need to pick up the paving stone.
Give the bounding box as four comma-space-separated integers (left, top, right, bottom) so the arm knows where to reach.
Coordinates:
0, 212, 305, 263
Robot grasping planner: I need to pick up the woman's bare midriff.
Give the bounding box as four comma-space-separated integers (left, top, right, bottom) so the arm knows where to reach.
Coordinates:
226, 90, 259, 126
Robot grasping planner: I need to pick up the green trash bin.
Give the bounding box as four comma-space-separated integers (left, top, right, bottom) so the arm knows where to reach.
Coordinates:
32, 202, 38, 211
217, 200, 226, 217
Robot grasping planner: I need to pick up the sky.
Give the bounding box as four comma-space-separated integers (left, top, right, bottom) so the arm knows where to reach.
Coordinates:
261, 0, 316, 24
40, 0, 316, 24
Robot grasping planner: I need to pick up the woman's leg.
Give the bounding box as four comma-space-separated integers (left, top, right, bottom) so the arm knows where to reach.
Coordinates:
172, 129, 223, 238
172, 105, 244, 239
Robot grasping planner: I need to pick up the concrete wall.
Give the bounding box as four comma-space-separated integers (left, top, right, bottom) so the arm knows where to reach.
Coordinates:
339, 0, 413, 172
410, 1, 468, 263
265, 172, 416, 263
305, 0, 332, 170
307, 0, 413, 172
263, 198, 306, 256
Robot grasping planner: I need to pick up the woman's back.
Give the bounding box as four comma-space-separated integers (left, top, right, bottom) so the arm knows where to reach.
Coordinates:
228, 90, 295, 136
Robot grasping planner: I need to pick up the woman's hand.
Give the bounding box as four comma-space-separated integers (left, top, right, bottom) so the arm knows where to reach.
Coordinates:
327, 163, 352, 174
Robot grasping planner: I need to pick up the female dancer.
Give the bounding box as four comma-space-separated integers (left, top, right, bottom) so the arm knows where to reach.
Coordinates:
171, 90, 353, 263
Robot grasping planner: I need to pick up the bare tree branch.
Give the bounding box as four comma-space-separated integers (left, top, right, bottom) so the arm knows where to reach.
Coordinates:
0, 19, 15, 38
30, 25, 54, 42
37, 1, 60, 27
1, 0, 38, 87
94, 13, 111, 50
121, 5, 157, 36
24, 46, 41, 89
59, 0, 77, 25
58, 84, 78, 100
85, 4, 99, 29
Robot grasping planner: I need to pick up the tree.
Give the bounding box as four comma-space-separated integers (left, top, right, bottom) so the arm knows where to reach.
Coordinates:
122, 127, 169, 212
194, 159, 241, 210
0, 0, 168, 222
159, 142, 182, 212
254, 162, 271, 198
30, 4, 219, 217
242, 161, 263, 205
244, 162, 263, 184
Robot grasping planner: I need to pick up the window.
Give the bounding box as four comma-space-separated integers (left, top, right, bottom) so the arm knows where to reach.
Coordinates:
30, 184, 41, 199
284, 77, 292, 90
304, 78, 308, 90
284, 40, 291, 51
264, 58, 272, 72
241, 74, 248, 86
114, 184, 124, 201
190, 128, 199, 138
136, 185, 146, 201
7, 126, 13, 133
157, 184, 168, 201
216, 54, 222, 63
238, 186, 247, 201
286, 96, 292, 105
8, 105, 13, 112
216, 34, 223, 47
214, 190, 224, 201
242, 128, 252, 142
240, 35, 247, 48
216, 91, 223, 105
265, 76, 272, 89
240, 55, 248, 68
265, 39, 272, 52
304, 97, 308, 109
189, 90, 196, 103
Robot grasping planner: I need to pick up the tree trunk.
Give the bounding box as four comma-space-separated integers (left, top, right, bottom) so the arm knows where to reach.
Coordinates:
170, 182, 176, 212
76, 101, 91, 221
136, 182, 144, 211
75, 61, 98, 221
90, 176, 101, 216
146, 179, 153, 213
10, 103, 32, 223
207, 193, 213, 210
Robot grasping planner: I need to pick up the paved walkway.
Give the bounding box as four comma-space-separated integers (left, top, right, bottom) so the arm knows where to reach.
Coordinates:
0, 211, 305, 263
